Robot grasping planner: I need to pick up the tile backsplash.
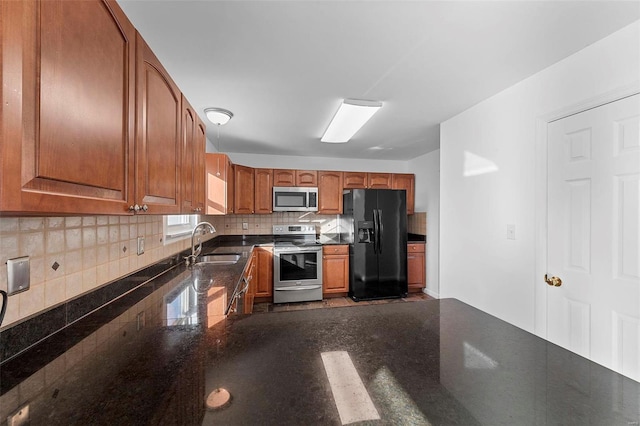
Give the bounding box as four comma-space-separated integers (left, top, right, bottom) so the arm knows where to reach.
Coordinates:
0, 215, 196, 329
204, 212, 342, 236
0, 210, 425, 330
408, 212, 427, 235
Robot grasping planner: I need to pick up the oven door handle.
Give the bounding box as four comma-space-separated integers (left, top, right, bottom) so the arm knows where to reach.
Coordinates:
275, 285, 322, 291
274, 247, 322, 254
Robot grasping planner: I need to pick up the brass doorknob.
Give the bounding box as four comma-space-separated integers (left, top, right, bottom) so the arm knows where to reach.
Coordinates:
544, 274, 562, 287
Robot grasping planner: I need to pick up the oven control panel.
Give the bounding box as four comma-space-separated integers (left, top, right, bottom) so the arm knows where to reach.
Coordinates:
272, 225, 316, 235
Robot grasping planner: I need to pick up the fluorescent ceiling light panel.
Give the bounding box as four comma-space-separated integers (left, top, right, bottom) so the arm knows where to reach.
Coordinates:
321, 99, 382, 143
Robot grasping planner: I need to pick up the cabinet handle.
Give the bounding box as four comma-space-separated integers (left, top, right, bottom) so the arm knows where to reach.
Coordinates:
141, 204, 148, 212
129, 204, 140, 212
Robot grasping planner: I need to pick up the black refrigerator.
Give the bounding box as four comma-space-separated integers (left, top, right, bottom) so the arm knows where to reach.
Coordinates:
341, 189, 408, 301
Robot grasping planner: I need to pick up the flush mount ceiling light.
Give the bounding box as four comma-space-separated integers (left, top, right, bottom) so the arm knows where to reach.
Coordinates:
321, 99, 383, 143
205, 108, 233, 126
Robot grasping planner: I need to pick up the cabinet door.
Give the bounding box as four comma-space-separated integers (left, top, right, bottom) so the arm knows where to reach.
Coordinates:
323, 245, 349, 294
367, 173, 392, 189
1, 0, 135, 214
317, 171, 343, 214
273, 169, 295, 186
135, 33, 181, 214
343, 172, 367, 189
181, 96, 200, 213
255, 247, 273, 298
227, 156, 235, 214
234, 165, 255, 214
205, 153, 233, 215
193, 117, 206, 212
407, 244, 425, 292
296, 170, 318, 187
254, 169, 273, 214
392, 173, 415, 215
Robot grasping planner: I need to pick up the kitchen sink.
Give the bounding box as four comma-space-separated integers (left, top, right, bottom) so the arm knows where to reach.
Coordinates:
195, 253, 241, 265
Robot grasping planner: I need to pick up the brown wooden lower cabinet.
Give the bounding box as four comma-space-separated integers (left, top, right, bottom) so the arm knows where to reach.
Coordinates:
254, 246, 273, 298
407, 243, 426, 292
322, 245, 349, 296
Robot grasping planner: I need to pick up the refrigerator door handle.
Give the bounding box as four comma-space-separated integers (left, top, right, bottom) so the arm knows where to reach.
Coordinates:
378, 209, 383, 254
372, 209, 378, 254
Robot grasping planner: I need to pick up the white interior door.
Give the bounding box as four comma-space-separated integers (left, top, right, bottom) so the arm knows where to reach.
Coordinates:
547, 94, 640, 381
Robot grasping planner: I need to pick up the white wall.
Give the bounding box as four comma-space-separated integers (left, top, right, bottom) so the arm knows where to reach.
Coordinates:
440, 21, 640, 333
408, 149, 440, 297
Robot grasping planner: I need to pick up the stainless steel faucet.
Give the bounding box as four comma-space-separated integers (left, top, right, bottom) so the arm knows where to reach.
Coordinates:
186, 222, 216, 266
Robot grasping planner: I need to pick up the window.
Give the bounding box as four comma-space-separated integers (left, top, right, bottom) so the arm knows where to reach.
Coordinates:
163, 214, 198, 244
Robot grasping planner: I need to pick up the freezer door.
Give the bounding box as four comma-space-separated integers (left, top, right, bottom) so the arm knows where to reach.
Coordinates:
376, 189, 408, 297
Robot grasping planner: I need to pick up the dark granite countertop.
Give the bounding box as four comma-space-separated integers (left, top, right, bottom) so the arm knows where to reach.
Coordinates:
1, 235, 637, 425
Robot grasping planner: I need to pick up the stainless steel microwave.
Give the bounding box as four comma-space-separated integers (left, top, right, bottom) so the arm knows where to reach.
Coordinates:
273, 187, 318, 212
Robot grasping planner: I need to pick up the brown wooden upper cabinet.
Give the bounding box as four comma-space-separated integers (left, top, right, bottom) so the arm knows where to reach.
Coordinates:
134, 33, 182, 215
193, 117, 207, 213
234, 165, 255, 214
343, 172, 367, 189
296, 170, 318, 186
273, 169, 295, 186
367, 173, 392, 189
273, 169, 317, 187
254, 168, 274, 214
317, 171, 343, 214
392, 173, 415, 215
1, 0, 136, 215
205, 153, 234, 215
181, 96, 205, 213
344, 172, 392, 189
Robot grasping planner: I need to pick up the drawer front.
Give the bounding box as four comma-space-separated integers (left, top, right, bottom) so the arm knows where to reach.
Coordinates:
408, 243, 425, 253
323, 245, 349, 255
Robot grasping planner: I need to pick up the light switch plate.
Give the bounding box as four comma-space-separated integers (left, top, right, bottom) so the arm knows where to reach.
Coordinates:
7, 256, 30, 295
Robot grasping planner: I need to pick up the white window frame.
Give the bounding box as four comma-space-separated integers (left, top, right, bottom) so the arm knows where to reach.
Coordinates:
163, 214, 198, 245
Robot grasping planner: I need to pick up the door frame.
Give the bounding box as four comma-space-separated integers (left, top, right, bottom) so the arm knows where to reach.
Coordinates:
533, 82, 640, 339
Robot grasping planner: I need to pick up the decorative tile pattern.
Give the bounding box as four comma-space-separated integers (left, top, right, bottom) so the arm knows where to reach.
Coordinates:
0, 215, 194, 329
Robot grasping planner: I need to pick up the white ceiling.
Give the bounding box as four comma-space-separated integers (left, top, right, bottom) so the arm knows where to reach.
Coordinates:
117, 1, 639, 161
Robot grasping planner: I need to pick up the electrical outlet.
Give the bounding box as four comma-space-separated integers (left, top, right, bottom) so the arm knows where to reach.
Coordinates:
137, 236, 145, 255
242, 222, 249, 230
507, 224, 516, 240
7, 257, 30, 295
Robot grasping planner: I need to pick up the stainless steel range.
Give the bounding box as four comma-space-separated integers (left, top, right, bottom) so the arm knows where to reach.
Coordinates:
273, 225, 322, 304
